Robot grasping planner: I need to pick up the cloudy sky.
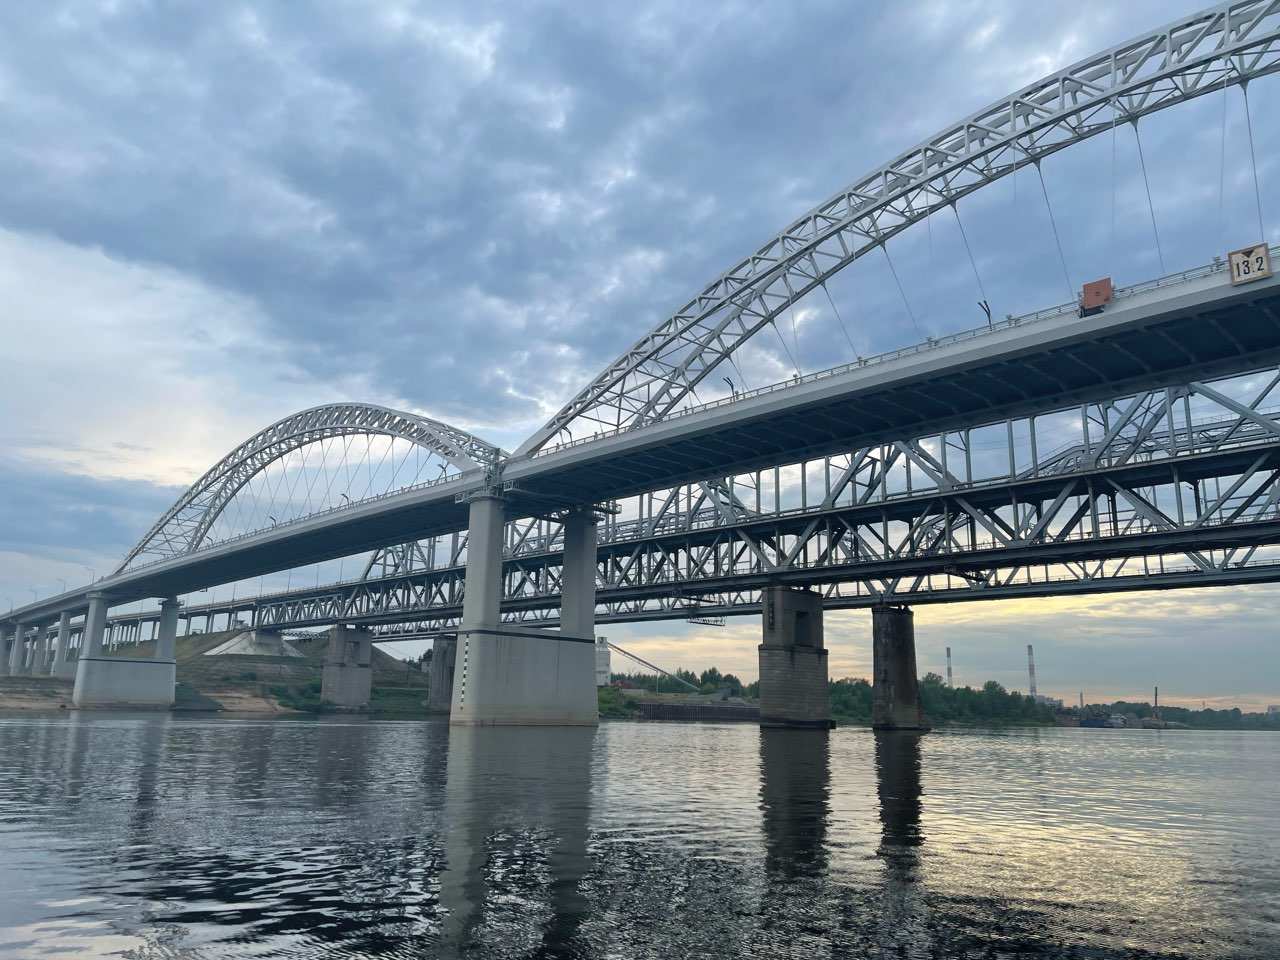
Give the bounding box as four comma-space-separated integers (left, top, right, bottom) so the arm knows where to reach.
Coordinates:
2, 1, 1278, 708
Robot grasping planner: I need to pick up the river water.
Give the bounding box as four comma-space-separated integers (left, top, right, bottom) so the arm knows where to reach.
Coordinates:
0, 715, 1276, 959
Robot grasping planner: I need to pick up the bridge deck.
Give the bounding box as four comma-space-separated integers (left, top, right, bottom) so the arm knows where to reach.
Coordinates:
511, 258, 1280, 502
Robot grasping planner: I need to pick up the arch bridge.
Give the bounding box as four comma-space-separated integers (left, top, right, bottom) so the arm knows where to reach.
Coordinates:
6, 1, 1280, 726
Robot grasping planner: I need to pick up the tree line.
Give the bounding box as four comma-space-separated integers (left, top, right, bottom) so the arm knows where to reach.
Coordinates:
607, 666, 1280, 729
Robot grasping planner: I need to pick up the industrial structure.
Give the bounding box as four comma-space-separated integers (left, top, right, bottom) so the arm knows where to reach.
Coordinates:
3, 3, 1280, 732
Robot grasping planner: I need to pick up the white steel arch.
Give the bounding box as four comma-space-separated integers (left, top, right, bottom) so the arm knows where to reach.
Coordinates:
517, 0, 1280, 456
116, 403, 504, 573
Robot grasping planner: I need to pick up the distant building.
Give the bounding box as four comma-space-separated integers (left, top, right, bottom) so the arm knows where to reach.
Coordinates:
595, 637, 611, 687
1268, 705, 1280, 716
1033, 694, 1064, 709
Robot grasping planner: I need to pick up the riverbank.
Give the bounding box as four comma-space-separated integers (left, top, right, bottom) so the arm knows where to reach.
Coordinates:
0, 627, 429, 718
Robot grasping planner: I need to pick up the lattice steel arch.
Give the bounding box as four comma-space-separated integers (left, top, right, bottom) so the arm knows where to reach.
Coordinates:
517, 0, 1280, 456
115, 403, 505, 573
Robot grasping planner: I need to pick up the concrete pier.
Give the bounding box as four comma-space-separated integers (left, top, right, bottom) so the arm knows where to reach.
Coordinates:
73, 592, 176, 709
8, 623, 29, 676
758, 586, 832, 728
49, 611, 75, 680
50, 612, 76, 680
871, 606, 929, 731
156, 598, 179, 661
321, 625, 373, 709
427, 635, 456, 714
451, 496, 597, 726
34, 625, 52, 675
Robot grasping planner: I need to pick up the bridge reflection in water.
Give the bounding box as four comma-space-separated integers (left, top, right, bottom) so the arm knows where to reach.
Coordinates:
0, 717, 1275, 958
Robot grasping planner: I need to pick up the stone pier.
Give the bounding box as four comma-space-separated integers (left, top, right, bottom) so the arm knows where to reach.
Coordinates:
758, 586, 832, 728
871, 605, 929, 731
450, 496, 597, 726
321, 625, 373, 709
427, 635, 457, 714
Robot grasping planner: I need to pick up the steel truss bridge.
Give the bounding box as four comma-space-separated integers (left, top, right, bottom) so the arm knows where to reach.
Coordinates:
8, 1, 1280, 655
88, 360, 1280, 645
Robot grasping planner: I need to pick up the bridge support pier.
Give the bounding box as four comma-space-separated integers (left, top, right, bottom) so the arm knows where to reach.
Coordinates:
50, 612, 77, 679
427, 635, 456, 714
321, 625, 373, 709
758, 586, 832, 729
35, 624, 52, 675
73, 593, 176, 709
871, 606, 929, 731
8, 624, 30, 676
451, 497, 597, 726
1, 625, 18, 677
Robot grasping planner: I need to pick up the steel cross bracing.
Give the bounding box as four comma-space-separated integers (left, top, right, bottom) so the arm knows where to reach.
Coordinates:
133, 364, 1280, 636
116, 403, 504, 574
517, 1, 1280, 457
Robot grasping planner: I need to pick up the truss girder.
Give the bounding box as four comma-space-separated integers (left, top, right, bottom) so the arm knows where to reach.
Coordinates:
517, 1, 1280, 456
115, 403, 503, 574
238, 425, 1280, 631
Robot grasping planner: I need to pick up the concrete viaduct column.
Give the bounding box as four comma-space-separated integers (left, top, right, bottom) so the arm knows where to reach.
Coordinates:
871, 606, 929, 731
450, 495, 597, 726
559, 510, 598, 639
6, 623, 27, 676
50, 611, 76, 679
35, 624, 53, 675
156, 598, 180, 661
0, 624, 10, 677
758, 586, 832, 728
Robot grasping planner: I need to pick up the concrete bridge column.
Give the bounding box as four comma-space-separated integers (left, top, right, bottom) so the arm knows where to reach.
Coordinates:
35, 624, 52, 674
321, 624, 373, 709
871, 606, 929, 731
0, 625, 10, 677
450, 496, 597, 726
427, 635, 457, 714
758, 586, 832, 728
50, 612, 76, 679
5, 623, 26, 676
73, 592, 176, 709
155, 598, 179, 661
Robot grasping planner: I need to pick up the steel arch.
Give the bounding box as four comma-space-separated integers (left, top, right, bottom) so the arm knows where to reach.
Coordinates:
115, 403, 504, 573
517, 0, 1280, 456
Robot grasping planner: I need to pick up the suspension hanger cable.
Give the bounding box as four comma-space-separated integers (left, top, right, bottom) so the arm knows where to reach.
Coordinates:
1035, 160, 1075, 300
769, 319, 802, 378
821, 279, 858, 355
926, 192, 936, 323
1111, 98, 1120, 269
728, 353, 751, 392
952, 201, 988, 306
1218, 71, 1230, 250
881, 243, 923, 338
788, 297, 802, 367
1241, 80, 1267, 242
1132, 120, 1166, 274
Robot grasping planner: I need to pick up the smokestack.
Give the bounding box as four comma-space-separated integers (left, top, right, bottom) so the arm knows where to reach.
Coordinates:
1027, 644, 1037, 699
946, 646, 953, 687
1079, 691, 1084, 710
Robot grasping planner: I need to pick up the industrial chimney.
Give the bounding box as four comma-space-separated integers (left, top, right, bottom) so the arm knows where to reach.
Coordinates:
1027, 644, 1038, 699
946, 646, 953, 687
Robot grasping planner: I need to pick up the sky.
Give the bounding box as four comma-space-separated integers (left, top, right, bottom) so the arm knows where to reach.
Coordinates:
1, 0, 1279, 709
